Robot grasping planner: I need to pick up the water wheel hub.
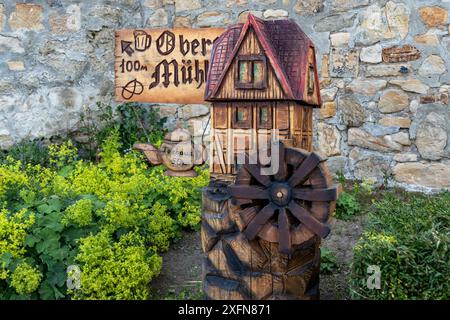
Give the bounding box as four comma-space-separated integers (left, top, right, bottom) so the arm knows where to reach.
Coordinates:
269, 183, 291, 207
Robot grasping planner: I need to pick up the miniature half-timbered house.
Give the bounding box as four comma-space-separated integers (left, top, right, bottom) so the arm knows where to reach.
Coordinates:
205, 14, 322, 176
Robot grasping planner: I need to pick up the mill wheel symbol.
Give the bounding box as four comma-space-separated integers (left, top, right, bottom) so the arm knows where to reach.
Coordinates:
121, 79, 144, 100
228, 142, 340, 254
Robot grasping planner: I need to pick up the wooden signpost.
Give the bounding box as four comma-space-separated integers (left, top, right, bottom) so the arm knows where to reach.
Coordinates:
115, 28, 224, 104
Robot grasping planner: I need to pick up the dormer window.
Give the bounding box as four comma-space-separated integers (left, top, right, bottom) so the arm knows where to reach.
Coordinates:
236, 55, 267, 89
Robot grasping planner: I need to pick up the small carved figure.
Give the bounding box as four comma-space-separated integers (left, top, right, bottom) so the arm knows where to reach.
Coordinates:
133, 128, 205, 177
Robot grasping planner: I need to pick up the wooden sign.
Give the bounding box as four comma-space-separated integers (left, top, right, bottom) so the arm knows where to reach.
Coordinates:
115, 28, 224, 103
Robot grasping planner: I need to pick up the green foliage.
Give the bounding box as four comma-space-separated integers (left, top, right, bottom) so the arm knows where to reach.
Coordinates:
320, 248, 339, 275
11, 263, 42, 295
350, 191, 450, 300
116, 103, 167, 150
76, 102, 167, 161
0, 131, 208, 300
335, 191, 360, 220
70, 230, 162, 300
335, 171, 346, 185
158, 282, 204, 300
62, 199, 93, 227
0, 140, 49, 168
354, 178, 375, 197
48, 140, 79, 169
0, 209, 35, 258
335, 178, 375, 220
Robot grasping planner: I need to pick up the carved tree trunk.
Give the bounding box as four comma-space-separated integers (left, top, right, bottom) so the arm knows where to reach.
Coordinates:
201, 143, 339, 300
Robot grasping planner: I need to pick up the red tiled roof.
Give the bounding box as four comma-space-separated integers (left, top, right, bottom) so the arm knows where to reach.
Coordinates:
205, 14, 321, 106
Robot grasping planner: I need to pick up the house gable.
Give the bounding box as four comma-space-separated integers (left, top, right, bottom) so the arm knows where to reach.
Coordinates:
205, 14, 322, 106
214, 28, 287, 100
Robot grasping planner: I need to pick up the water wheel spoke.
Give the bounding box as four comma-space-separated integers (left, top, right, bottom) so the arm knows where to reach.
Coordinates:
288, 152, 321, 187
292, 186, 339, 202
243, 163, 272, 187
244, 204, 276, 240
276, 207, 291, 254
274, 142, 288, 182
228, 185, 269, 200
287, 201, 330, 238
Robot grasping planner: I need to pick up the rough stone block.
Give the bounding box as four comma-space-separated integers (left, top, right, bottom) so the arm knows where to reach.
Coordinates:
317, 123, 341, 157
346, 79, 387, 97
318, 101, 336, 119
9, 3, 44, 31
418, 6, 448, 27
293, 0, 324, 15
330, 48, 359, 77
6, 61, 25, 71
378, 89, 409, 113
379, 117, 411, 128
393, 162, 450, 189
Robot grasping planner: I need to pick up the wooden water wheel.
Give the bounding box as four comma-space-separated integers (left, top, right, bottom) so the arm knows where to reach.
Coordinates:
201, 142, 340, 300
228, 142, 339, 254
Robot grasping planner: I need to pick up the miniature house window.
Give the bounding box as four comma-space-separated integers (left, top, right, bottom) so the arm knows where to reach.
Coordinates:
257, 105, 272, 129
307, 63, 315, 94
232, 105, 252, 129
214, 104, 228, 129
260, 107, 268, 122
276, 105, 289, 130
236, 55, 267, 89
237, 108, 246, 121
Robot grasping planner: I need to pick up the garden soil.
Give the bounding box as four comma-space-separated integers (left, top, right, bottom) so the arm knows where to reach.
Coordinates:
151, 216, 365, 300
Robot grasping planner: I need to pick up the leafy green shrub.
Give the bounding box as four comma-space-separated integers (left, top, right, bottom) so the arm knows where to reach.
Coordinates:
76, 102, 167, 161
62, 199, 94, 227
11, 262, 43, 295
335, 191, 360, 220
350, 191, 450, 300
0, 140, 49, 168
320, 248, 339, 275
116, 103, 167, 150
0, 131, 209, 300
70, 230, 162, 300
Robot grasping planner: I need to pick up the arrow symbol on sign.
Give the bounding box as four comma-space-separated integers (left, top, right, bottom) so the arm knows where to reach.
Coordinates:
121, 40, 134, 57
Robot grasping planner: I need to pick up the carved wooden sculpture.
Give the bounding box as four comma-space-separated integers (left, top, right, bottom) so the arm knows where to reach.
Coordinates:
201, 15, 340, 300
202, 144, 339, 299
133, 128, 205, 177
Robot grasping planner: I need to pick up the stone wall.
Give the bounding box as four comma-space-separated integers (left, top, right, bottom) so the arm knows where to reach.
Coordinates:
0, 0, 449, 192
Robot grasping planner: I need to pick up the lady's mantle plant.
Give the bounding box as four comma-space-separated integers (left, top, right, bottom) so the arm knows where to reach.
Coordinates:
0, 130, 208, 299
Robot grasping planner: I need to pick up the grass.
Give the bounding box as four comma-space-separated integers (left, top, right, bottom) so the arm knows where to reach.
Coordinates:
154, 282, 204, 300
